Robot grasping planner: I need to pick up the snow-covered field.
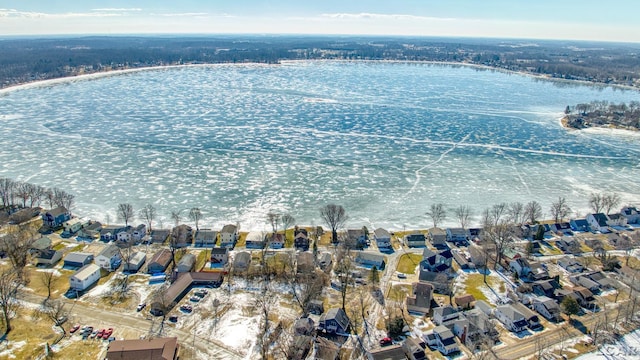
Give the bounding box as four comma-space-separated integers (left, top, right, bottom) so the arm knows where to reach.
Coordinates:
577, 329, 640, 359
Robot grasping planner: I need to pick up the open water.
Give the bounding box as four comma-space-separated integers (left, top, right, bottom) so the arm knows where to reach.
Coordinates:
0, 61, 639, 230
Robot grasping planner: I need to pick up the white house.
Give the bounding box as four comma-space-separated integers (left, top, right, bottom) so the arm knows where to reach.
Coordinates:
63, 218, 84, 234
621, 206, 640, 224
96, 244, 122, 271
432, 325, 459, 355
446, 228, 469, 244
220, 224, 238, 248
69, 263, 101, 291
373, 228, 391, 249
532, 296, 562, 322
176, 253, 196, 273
494, 304, 528, 333
586, 213, 610, 233
123, 252, 146, 272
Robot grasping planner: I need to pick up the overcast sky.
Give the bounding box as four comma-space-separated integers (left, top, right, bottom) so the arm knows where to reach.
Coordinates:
1, 0, 638, 42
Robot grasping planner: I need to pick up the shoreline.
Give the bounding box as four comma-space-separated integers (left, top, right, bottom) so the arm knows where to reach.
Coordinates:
1, 59, 639, 96
560, 115, 640, 133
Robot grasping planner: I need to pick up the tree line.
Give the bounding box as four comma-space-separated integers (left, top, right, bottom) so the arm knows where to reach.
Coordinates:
0, 177, 74, 215
564, 101, 640, 130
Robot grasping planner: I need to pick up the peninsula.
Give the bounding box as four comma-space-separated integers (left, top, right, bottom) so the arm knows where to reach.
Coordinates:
562, 101, 640, 131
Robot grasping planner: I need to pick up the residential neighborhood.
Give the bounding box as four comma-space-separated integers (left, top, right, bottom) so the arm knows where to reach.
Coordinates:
0, 193, 639, 360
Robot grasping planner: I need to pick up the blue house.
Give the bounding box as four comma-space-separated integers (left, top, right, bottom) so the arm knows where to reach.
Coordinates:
570, 219, 590, 232
42, 206, 71, 228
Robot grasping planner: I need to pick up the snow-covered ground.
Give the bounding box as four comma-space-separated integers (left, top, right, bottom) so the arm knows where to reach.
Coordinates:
576, 329, 640, 359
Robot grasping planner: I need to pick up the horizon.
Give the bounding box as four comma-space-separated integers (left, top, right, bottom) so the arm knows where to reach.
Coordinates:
1, 1, 639, 43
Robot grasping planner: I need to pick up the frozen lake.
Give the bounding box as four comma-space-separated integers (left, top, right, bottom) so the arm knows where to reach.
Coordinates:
0, 61, 639, 230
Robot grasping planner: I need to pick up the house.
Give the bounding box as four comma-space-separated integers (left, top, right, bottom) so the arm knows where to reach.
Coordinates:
417, 271, 450, 294
621, 206, 640, 224
432, 325, 459, 355
550, 222, 573, 236
116, 226, 134, 245
8, 207, 41, 224
464, 308, 500, 350
150, 272, 223, 315
220, 224, 238, 248
406, 281, 434, 315
405, 232, 426, 248
571, 286, 596, 307
353, 251, 385, 269
194, 229, 217, 248
233, 251, 251, 271
557, 257, 585, 273
62, 218, 84, 234
433, 305, 459, 326
36, 249, 62, 266
468, 243, 489, 268
346, 229, 368, 248
420, 248, 453, 274
77, 221, 102, 241
148, 229, 170, 244
570, 275, 600, 293
245, 231, 265, 249
428, 228, 448, 248
607, 213, 628, 227
446, 228, 469, 245
42, 206, 70, 228
570, 219, 590, 232
171, 224, 193, 248
147, 249, 172, 274
510, 257, 548, 282
96, 244, 122, 271
210, 247, 229, 266
100, 225, 127, 242
314, 337, 340, 360
532, 296, 561, 322
307, 299, 325, 315
64, 252, 94, 268
368, 345, 406, 360
618, 266, 640, 289
556, 238, 581, 254
318, 308, 349, 334
318, 252, 333, 271
294, 317, 315, 336
513, 302, 542, 330
532, 278, 561, 298
494, 304, 528, 332
131, 224, 147, 243
294, 228, 310, 251
474, 300, 494, 317
571, 271, 616, 292
106, 337, 179, 360
297, 252, 315, 274
452, 250, 473, 269
401, 337, 426, 360
587, 213, 610, 233
30, 236, 52, 255
268, 233, 285, 249
176, 253, 196, 273
69, 263, 101, 291
123, 252, 146, 272
455, 294, 476, 310
373, 228, 391, 249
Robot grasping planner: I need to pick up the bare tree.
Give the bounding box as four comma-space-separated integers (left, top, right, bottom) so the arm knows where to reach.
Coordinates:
40, 271, 56, 300
287, 271, 326, 316
117, 203, 135, 227
454, 205, 472, 229
333, 248, 353, 311
254, 286, 277, 360
281, 213, 295, 241
508, 202, 524, 224
426, 203, 447, 228
550, 197, 571, 223
603, 193, 621, 215
266, 211, 281, 241
171, 210, 183, 227
39, 300, 69, 336
523, 200, 543, 224
53, 188, 75, 210
44, 188, 55, 209
589, 193, 605, 214
139, 204, 156, 233
490, 203, 508, 225
0, 222, 39, 279
188, 207, 203, 231
319, 204, 348, 244
0, 268, 22, 336
0, 177, 15, 210
482, 215, 515, 270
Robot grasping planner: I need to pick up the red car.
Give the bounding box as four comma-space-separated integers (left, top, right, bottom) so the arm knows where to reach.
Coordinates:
379, 337, 392, 346
97, 329, 105, 338
102, 328, 113, 340
69, 324, 80, 334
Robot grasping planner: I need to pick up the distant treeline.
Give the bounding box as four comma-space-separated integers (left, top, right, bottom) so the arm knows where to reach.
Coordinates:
563, 101, 640, 130
1, 36, 640, 89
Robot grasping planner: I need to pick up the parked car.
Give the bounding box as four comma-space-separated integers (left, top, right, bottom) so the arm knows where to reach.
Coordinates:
180, 304, 193, 313
89, 330, 99, 339
189, 296, 201, 303
97, 329, 105, 338
168, 315, 178, 323
69, 324, 81, 334
136, 303, 146, 312
379, 337, 392, 346
102, 328, 113, 340
194, 290, 208, 298
397, 273, 407, 279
